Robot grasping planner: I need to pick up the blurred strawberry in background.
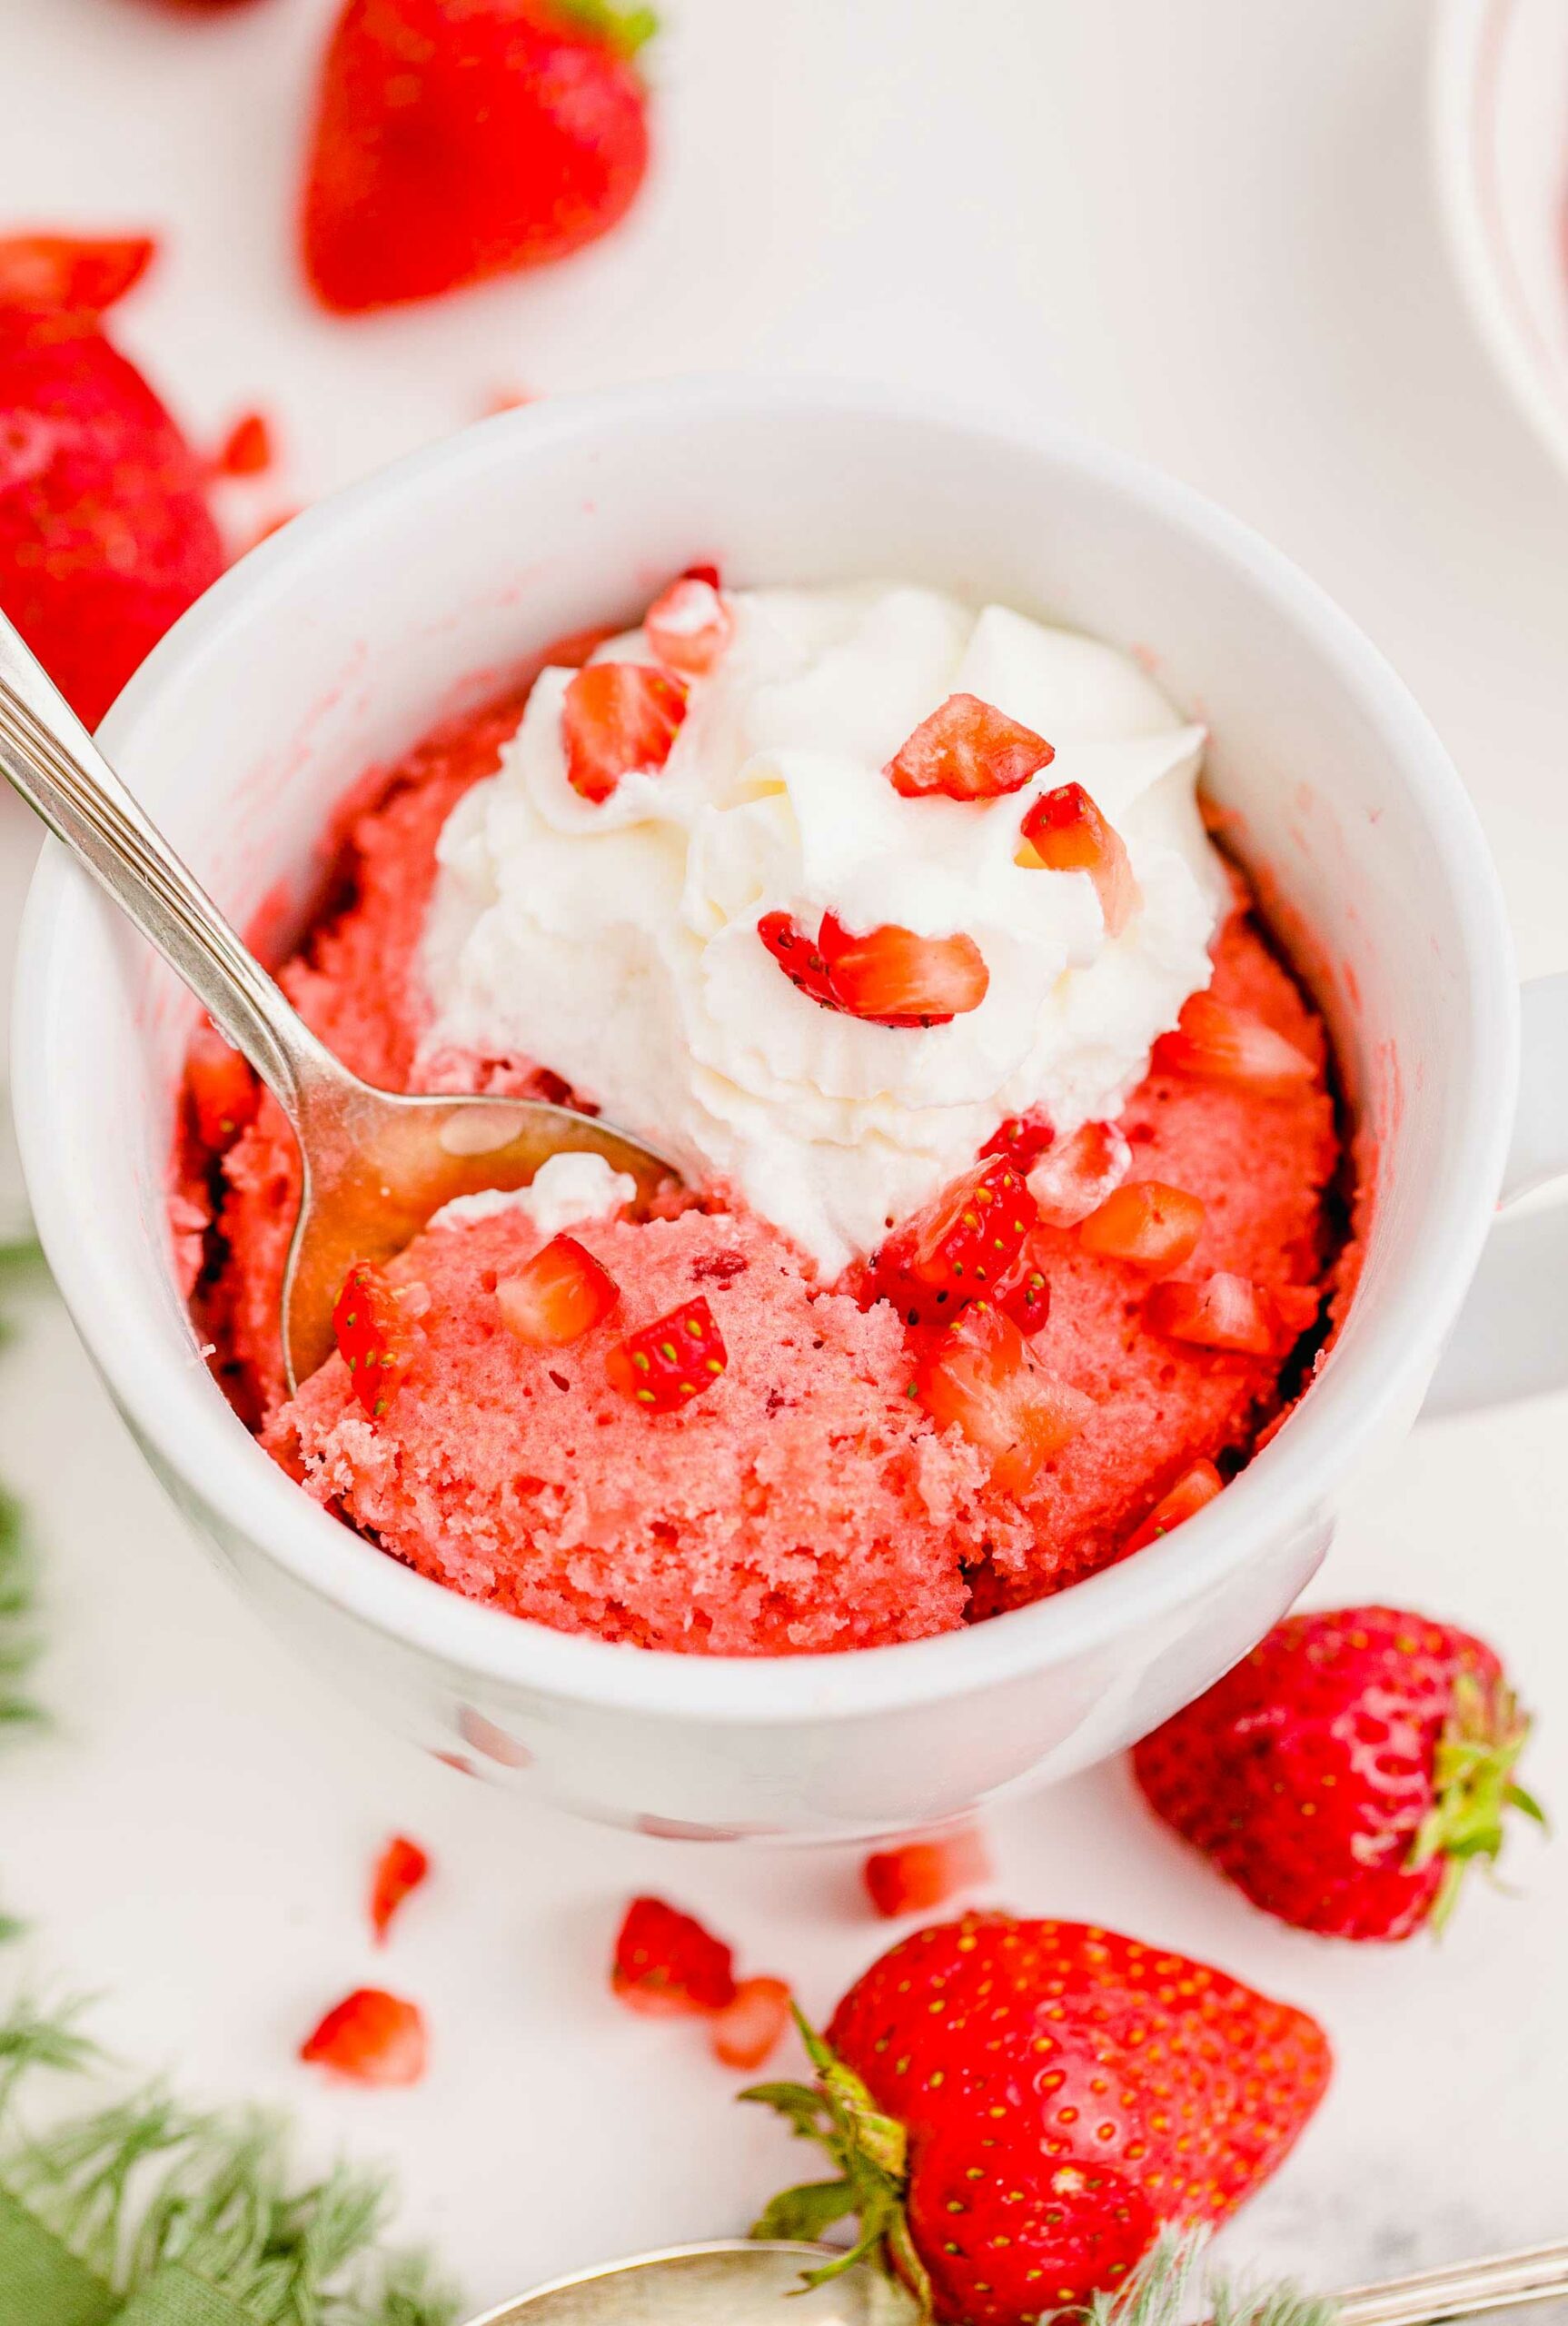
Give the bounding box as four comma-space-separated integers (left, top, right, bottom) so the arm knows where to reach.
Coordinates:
0, 235, 223, 727
302, 0, 657, 313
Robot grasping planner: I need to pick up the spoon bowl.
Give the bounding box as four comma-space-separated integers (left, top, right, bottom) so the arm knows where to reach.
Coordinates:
0, 609, 680, 1393
466, 2242, 909, 2326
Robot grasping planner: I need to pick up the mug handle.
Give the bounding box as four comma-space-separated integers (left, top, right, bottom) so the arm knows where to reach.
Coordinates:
1423, 972, 1568, 1418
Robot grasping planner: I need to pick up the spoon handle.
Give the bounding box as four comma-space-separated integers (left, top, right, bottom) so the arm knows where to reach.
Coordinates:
0, 611, 336, 1113
1334, 2241, 1568, 2326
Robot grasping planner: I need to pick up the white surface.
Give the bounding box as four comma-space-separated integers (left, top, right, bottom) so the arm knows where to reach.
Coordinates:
1, 0, 1565, 2314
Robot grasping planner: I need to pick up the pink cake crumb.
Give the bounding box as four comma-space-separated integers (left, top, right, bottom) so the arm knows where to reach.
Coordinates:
267, 1206, 1007, 1655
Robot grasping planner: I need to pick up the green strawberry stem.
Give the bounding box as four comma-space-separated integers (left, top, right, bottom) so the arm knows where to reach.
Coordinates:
554, 0, 659, 55
743, 2027, 1344, 2326
1407, 1675, 1546, 1931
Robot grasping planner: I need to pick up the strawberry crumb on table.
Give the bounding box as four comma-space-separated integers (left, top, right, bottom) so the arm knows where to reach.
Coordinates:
180, 680, 1350, 1656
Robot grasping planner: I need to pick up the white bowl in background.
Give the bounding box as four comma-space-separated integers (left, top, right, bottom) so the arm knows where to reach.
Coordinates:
1433, 0, 1568, 481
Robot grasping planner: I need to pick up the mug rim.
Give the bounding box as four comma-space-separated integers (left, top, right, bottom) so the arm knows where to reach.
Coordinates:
12, 373, 1521, 1725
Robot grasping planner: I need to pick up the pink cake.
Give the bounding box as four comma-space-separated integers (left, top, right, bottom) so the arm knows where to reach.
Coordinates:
179, 627, 1351, 1658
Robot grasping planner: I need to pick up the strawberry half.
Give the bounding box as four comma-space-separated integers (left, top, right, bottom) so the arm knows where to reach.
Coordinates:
645, 573, 732, 674
561, 661, 688, 803
370, 1834, 430, 1943
185, 1021, 259, 1151
300, 1989, 428, 2086
302, 0, 655, 313
914, 1303, 1092, 1495
884, 691, 1055, 801
606, 1294, 728, 1411
711, 1976, 792, 2071
863, 1828, 991, 1919
1125, 1459, 1224, 1552
0, 234, 155, 317
1134, 1605, 1543, 1941
1154, 992, 1315, 1089
612, 1895, 737, 2016
497, 1233, 619, 1347
333, 1261, 422, 1418
1144, 1271, 1301, 1356
1017, 781, 1139, 937
1078, 1180, 1206, 1273
1027, 1118, 1131, 1228
0, 303, 223, 728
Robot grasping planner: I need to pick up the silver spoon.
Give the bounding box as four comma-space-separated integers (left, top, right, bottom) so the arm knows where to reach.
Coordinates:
466, 2236, 1568, 2326
0, 613, 680, 1391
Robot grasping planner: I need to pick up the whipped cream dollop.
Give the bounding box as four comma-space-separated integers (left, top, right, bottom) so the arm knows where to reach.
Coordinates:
421, 584, 1228, 1277
428, 1151, 636, 1238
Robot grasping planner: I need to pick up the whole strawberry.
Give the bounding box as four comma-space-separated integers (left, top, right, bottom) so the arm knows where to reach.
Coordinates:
1133, 1605, 1542, 1942
302, 0, 656, 314
745, 1913, 1329, 2322
0, 247, 223, 727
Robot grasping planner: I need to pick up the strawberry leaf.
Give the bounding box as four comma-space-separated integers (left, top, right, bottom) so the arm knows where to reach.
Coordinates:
1408, 1675, 1545, 1930
751, 2176, 858, 2242
554, 0, 659, 54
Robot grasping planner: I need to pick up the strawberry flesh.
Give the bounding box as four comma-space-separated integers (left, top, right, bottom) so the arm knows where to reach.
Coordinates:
0, 234, 156, 317
863, 1828, 991, 1918
1144, 1270, 1290, 1355
818, 912, 989, 1026
711, 1975, 792, 2070
1018, 781, 1139, 936
645, 573, 732, 674
332, 1261, 421, 1418
561, 661, 688, 803
914, 1302, 1092, 1495
370, 1834, 430, 1943
216, 409, 274, 477
612, 1894, 737, 2015
1125, 1459, 1224, 1552
300, 1988, 428, 2085
870, 1159, 1037, 1327
979, 1110, 1055, 1171
497, 1233, 619, 1347
884, 691, 1056, 801
1027, 1118, 1131, 1228
1154, 991, 1315, 1089
1078, 1180, 1206, 1273
607, 1294, 728, 1411
185, 1022, 259, 1151
1133, 1605, 1541, 1941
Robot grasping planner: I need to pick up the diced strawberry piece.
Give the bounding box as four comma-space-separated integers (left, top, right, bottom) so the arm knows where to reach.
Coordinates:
216, 410, 274, 477
300, 1988, 428, 2086
909, 1157, 1037, 1303
333, 1261, 421, 1419
884, 691, 1055, 801
994, 1230, 1053, 1336
1144, 1270, 1285, 1356
914, 1302, 1093, 1494
1126, 1460, 1225, 1553
607, 1295, 728, 1412
497, 1233, 619, 1347
863, 1827, 992, 1919
1078, 1180, 1206, 1273
979, 1110, 1055, 1170
1154, 991, 1315, 1089
612, 1895, 737, 2016
561, 661, 688, 804
645, 573, 732, 675
370, 1834, 430, 1943
757, 910, 839, 1007
818, 912, 989, 1027
1018, 780, 1139, 937
0, 234, 157, 318
710, 1975, 793, 2070
1027, 1118, 1131, 1228
185, 1021, 258, 1150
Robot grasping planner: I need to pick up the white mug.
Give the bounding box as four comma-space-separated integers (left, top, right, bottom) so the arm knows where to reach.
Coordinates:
14, 379, 1565, 1841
